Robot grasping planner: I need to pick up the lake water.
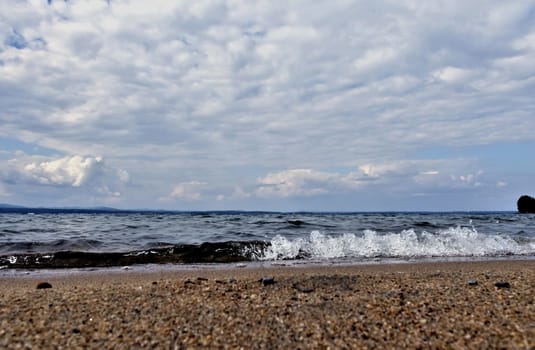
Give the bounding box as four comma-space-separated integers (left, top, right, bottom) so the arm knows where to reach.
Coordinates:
1, 211, 534, 269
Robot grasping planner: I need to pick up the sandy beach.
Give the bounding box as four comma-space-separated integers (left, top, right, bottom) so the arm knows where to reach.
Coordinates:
1, 260, 534, 349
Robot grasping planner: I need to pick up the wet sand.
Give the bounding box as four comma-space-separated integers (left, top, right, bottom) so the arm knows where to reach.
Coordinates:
1, 260, 534, 349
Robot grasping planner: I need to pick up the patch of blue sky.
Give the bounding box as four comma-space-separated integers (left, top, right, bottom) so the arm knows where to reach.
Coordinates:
412, 141, 535, 173
4, 30, 46, 51
4, 30, 27, 50
0, 137, 59, 157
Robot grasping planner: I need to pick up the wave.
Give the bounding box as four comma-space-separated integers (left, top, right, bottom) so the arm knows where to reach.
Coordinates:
261, 227, 534, 260
1, 226, 534, 269
0, 241, 268, 269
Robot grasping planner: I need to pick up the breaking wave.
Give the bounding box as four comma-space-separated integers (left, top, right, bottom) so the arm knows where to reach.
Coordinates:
261, 227, 534, 260
1, 226, 534, 269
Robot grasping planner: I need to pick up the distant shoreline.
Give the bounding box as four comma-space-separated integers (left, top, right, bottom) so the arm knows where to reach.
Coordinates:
0, 206, 521, 214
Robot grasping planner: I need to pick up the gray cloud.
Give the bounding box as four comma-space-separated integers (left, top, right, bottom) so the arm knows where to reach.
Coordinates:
1, 1, 534, 209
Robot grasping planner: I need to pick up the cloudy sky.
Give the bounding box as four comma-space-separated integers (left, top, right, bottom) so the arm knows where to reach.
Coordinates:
1, 0, 534, 211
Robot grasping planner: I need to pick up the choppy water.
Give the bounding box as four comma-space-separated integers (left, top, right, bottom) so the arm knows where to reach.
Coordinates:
0, 210, 534, 268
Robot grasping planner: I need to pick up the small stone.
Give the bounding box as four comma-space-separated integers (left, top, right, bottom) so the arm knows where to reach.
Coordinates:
495, 281, 510, 289
292, 283, 314, 293
259, 276, 275, 286
36, 282, 52, 289
72, 328, 80, 334
468, 279, 478, 286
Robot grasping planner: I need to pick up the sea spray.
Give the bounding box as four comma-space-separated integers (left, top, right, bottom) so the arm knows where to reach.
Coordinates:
260, 226, 530, 260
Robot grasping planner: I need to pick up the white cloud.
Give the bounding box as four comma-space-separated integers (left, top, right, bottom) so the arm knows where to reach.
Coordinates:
1, 154, 128, 199
21, 155, 104, 187
255, 169, 355, 198
432, 67, 476, 84
168, 181, 206, 201
450, 171, 484, 188
353, 47, 399, 74
252, 159, 490, 199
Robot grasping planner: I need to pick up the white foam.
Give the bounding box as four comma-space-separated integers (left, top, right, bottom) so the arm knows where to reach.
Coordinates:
260, 227, 534, 261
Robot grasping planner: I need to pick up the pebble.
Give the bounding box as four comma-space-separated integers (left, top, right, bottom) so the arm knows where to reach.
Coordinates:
467, 279, 478, 286
259, 276, 275, 286
494, 281, 511, 289
292, 284, 315, 293
36, 282, 52, 289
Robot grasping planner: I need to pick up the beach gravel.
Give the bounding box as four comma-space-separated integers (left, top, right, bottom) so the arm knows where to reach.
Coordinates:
0, 260, 534, 349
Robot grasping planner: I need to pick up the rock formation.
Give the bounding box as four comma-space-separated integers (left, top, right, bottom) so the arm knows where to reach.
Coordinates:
517, 195, 535, 213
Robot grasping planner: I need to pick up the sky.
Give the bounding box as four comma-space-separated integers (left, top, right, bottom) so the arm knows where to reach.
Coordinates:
1, 0, 535, 211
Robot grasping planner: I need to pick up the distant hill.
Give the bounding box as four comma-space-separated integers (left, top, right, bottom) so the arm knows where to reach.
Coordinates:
0, 203, 26, 209
54, 206, 120, 211
0, 203, 121, 213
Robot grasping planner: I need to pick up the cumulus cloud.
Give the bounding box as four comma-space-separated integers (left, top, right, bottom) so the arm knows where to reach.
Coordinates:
253, 159, 488, 199
21, 155, 104, 187
2, 154, 128, 198
255, 169, 360, 198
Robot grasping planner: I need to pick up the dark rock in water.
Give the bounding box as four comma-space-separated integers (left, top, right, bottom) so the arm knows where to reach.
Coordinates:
495, 281, 511, 289
259, 276, 275, 286
468, 279, 478, 286
36, 282, 52, 289
517, 195, 535, 213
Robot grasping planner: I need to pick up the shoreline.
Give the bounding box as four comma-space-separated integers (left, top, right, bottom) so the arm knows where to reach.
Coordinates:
2, 254, 534, 277
1, 260, 534, 348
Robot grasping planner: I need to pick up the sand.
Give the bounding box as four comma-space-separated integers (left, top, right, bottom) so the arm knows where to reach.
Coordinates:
1, 260, 534, 349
